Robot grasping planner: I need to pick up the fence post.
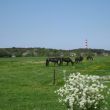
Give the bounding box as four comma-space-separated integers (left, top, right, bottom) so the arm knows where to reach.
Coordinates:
53, 69, 56, 85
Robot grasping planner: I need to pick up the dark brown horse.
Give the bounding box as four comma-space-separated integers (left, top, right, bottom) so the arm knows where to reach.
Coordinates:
59, 57, 74, 66
46, 57, 60, 66
75, 56, 83, 63
86, 55, 93, 61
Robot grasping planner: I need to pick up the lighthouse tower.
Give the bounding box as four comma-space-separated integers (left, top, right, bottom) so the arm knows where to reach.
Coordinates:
85, 39, 88, 49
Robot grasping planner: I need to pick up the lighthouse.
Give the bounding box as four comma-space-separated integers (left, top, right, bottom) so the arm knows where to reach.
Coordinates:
85, 39, 88, 49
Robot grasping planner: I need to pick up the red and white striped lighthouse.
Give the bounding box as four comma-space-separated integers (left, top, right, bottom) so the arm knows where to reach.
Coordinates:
85, 39, 88, 48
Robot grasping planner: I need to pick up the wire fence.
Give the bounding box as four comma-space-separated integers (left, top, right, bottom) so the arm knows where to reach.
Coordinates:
50, 66, 110, 85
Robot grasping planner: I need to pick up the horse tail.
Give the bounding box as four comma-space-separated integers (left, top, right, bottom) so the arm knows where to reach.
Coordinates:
46, 59, 49, 66
75, 57, 78, 63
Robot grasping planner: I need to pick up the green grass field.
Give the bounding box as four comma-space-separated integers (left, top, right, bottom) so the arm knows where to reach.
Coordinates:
0, 56, 110, 110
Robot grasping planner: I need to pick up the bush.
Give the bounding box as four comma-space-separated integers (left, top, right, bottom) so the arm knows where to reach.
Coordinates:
55, 73, 110, 110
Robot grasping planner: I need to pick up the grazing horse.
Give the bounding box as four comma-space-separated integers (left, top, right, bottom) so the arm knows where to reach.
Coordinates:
59, 57, 74, 66
46, 58, 59, 66
75, 56, 83, 63
86, 55, 93, 61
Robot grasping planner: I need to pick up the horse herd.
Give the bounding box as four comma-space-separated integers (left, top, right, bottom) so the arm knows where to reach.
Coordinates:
46, 55, 93, 66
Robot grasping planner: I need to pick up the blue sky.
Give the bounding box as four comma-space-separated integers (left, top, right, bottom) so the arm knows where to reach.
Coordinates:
0, 0, 110, 50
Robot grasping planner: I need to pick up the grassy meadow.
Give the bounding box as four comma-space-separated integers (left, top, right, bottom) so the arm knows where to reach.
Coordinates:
0, 56, 110, 110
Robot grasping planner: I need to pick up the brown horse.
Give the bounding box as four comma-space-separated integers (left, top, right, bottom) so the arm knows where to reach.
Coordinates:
86, 55, 93, 61
75, 56, 83, 63
46, 57, 60, 66
59, 57, 74, 66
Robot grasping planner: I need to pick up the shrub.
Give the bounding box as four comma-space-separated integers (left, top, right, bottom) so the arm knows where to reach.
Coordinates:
55, 73, 110, 110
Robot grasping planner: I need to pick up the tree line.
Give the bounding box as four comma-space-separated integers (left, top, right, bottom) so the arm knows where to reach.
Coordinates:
0, 47, 109, 57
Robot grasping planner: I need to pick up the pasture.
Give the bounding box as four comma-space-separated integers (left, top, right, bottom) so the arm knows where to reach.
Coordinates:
0, 56, 110, 110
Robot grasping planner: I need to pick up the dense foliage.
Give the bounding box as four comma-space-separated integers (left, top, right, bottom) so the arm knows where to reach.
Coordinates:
55, 73, 110, 110
0, 47, 109, 57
